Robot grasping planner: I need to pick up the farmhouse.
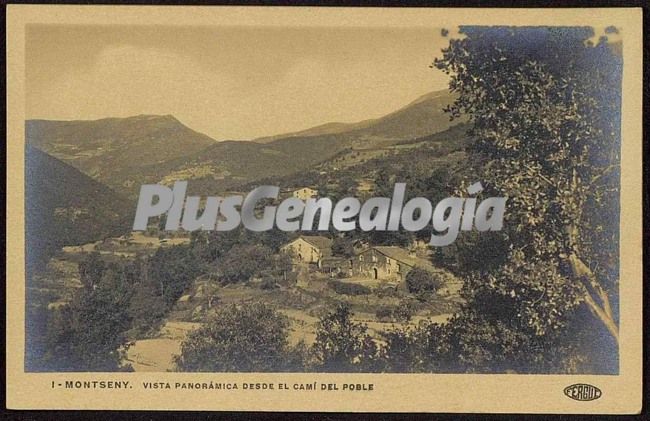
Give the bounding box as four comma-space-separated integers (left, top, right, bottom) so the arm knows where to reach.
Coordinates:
350, 246, 449, 283
281, 235, 333, 267
291, 187, 318, 200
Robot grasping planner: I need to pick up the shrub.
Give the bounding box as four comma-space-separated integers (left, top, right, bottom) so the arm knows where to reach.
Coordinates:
259, 276, 277, 290
174, 302, 302, 372
405, 267, 444, 295
311, 304, 379, 372
375, 307, 392, 321
375, 305, 413, 323
375, 285, 400, 299
328, 280, 370, 296
393, 304, 413, 323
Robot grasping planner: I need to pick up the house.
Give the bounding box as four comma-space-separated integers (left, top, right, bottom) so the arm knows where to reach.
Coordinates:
280, 235, 333, 267
351, 246, 458, 289
291, 187, 318, 200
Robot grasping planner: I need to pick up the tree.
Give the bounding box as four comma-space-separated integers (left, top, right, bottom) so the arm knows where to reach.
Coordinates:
174, 302, 302, 372
41, 262, 134, 371
157, 214, 167, 232
78, 252, 106, 290
270, 252, 293, 285
147, 245, 204, 305
191, 227, 288, 264
218, 244, 273, 284
405, 267, 445, 296
311, 305, 379, 372
67, 276, 132, 371
434, 27, 621, 350
332, 236, 354, 257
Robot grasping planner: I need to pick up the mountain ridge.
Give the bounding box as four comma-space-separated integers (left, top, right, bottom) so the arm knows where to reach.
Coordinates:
254, 89, 459, 144
26, 88, 463, 197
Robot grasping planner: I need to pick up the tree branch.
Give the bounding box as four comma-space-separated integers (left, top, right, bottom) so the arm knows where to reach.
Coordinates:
569, 253, 614, 319
583, 291, 619, 343
568, 253, 618, 343
590, 164, 619, 186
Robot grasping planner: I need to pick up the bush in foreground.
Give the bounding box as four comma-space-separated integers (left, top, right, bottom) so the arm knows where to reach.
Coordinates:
174, 302, 304, 372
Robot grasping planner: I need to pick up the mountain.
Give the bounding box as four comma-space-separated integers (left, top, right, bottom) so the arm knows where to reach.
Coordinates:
254, 120, 377, 143
25, 145, 134, 274
26, 114, 217, 193
132, 132, 356, 196
255, 90, 463, 145
343, 90, 465, 143
260, 122, 472, 195
26, 89, 463, 197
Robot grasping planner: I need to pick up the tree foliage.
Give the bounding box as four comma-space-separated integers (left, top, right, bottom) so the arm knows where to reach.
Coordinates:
433, 26, 621, 370
219, 244, 274, 284
174, 302, 303, 372
147, 245, 205, 306
331, 236, 355, 257
311, 305, 379, 372
38, 261, 135, 371
405, 267, 445, 295
78, 252, 106, 290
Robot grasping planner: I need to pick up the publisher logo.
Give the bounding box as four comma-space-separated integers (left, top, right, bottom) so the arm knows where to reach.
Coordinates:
564, 384, 602, 401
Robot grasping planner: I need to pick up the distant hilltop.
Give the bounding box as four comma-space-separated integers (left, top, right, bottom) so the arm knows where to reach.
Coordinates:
254, 89, 460, 143
25, 89, 465, 198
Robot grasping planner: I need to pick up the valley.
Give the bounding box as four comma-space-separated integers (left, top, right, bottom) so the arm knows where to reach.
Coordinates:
25, 88, 471, 372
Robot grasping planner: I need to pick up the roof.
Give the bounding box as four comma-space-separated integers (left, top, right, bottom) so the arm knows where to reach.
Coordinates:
300, 235, 333, 251
283, 235, 333, 256
362, 246, 438, 272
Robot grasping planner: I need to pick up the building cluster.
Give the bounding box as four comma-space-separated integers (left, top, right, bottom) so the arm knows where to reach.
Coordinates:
274, 186, 462, 295
280, 235, 462, 295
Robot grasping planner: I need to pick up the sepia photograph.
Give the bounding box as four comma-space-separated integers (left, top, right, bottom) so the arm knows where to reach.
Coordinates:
6, 5, 643, 413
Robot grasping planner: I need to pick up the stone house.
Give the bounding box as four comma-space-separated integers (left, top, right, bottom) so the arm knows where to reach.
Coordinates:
350, 245, 458, 287
280, 235, 333, 267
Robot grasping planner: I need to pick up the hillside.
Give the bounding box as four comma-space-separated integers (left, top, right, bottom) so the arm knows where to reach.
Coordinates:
26, 89, 463, 197
255, 90, 463, 145
25, 145, 134, 274
26, 115, 217, 194
254, 120, 376, 143
344, 90, 465, 144
254, 122, 472, 195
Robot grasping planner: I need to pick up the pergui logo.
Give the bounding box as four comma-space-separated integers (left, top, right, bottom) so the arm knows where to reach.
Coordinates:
132, 181, 506, 246
564, 384, 602, 401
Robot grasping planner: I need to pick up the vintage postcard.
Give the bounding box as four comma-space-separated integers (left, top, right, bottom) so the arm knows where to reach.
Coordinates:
6, 5, 643, 413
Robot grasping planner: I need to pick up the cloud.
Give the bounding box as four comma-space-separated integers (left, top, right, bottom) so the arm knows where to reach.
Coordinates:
27, 26, 452, 140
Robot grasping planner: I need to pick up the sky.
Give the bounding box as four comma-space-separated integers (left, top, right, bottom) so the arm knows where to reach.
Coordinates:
26, 25, 452, 140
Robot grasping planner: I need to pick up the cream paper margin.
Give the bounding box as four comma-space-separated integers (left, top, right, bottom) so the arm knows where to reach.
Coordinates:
5, 5, 643, 413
